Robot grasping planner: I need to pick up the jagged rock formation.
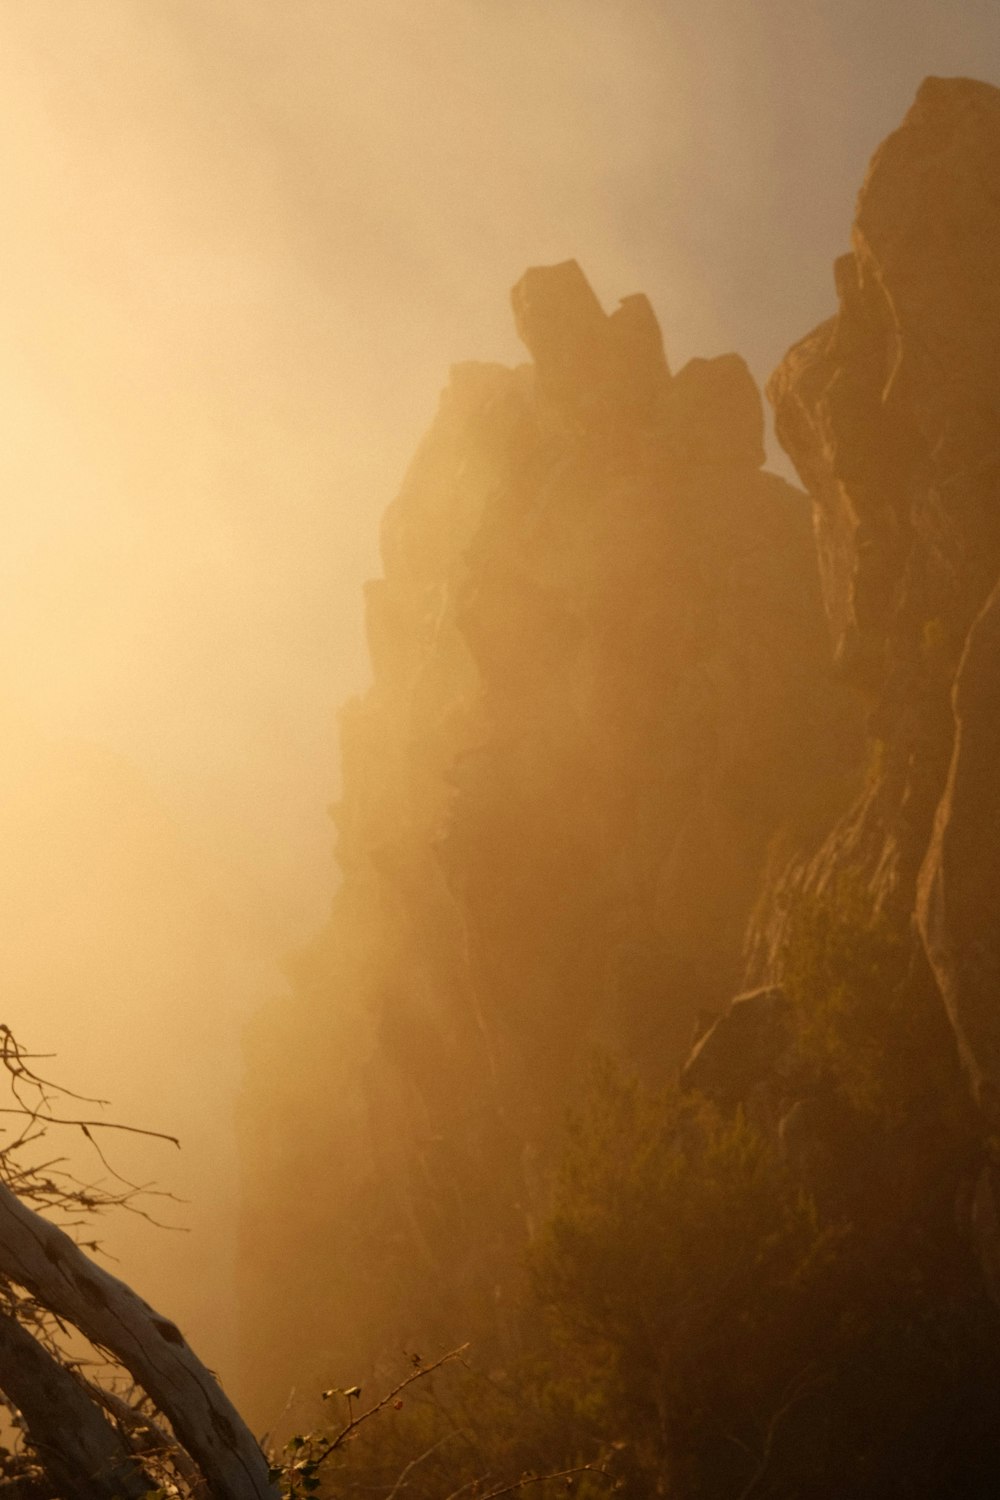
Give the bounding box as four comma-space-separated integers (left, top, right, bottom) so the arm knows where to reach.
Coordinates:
762, 76, 1000, 931
653, 86, 1000, 1494
690, 74, 1000, 1321
238, 77, 1000, 1457
237, 262, 856, 1417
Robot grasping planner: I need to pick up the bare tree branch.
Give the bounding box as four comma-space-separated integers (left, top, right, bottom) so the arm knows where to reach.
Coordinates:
730, 1367, 830, 1500
384, 1431, 462, 1500
477, 1464, 614, 1500
92, 1383, 207, 1498
0, 1110, 180, 1148
313, 1344, 471, 1466
0, 1175, 277, 1499
0, 1307, 153, 1500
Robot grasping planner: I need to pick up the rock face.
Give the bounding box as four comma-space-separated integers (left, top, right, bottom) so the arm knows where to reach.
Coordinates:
759, 77, 1000, 938
236, 76, 1000, 1430
770, 77, 1000, 688
918, 579, 1000, 1121
237, 261, 855, 1416
680, 986, 794, 1108
752, 76, 1000, 1306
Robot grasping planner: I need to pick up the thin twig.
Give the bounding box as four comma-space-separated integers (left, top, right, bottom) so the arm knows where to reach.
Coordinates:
0, 1110, 180, 1147
478, 1464, 614, 1499
384, 1431, 461, 1500
730, 1367, 830, 1500
440, 1479, 486, 1500
314, 1345, 471, 1466
0, 1027, 109, 1107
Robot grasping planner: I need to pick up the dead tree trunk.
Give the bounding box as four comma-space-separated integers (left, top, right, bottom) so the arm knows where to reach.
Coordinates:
0, 1179, 278, 1500
0, 1309, 153, 1500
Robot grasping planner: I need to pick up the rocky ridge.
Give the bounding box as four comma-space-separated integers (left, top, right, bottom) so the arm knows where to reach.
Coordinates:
695, 74, 1000, 1313
238, 256, 855, 1414
239, 76, 1000, 1437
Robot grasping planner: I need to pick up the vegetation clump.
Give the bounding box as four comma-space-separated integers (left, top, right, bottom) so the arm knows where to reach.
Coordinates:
309, 883, 1000, 1499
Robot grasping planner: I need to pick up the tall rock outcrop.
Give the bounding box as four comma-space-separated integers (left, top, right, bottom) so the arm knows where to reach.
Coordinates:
237, 263, 855, 1417
677, 79, 1000, 1338
643, 82, 1000, 1491
759, 76, 1000, 1029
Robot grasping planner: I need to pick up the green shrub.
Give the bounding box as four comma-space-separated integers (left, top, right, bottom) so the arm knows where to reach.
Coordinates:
780, 876, 958, 1127
306, 877, 1000, 1499
529, 1061, 832, 1497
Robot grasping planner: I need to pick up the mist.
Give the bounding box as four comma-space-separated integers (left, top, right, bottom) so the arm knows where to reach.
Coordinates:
1, 0, 998, 1392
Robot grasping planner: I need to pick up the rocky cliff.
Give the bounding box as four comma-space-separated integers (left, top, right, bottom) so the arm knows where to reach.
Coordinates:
237, 260, 857, 1416
234, 73, 1000, 1493
763, 76, 1000, 927
694, 74, 1000, 1343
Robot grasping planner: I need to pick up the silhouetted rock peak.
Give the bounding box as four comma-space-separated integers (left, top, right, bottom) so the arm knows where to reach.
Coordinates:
509, 258, 765, 464
666, 353, 766, 469
904, 73, 1000, 137
511, 258, 670, 414
238, 254, 849, 1406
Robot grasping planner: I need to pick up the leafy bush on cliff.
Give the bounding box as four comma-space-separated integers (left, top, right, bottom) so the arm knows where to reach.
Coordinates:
528, 1065, 833, 1497
312, 892, 1000, 1498
526, 1033, 1000, 1498
311, 1064, 832, 1499
780, 876, 962, 1129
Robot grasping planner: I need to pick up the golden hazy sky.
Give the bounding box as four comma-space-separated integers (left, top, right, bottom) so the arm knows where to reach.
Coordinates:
1, 0, 997, 901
